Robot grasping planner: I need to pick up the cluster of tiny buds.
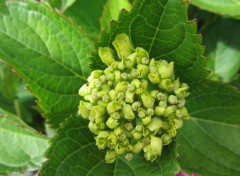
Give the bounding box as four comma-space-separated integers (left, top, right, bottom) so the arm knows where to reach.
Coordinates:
78, 34, 189, 163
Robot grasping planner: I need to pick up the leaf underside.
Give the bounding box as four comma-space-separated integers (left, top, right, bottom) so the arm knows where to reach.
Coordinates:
92, 0, 208, 86
0, 108, 48, 175
0, 1, 94, 127
40, 116, 180, 176
177, 80, 240, 176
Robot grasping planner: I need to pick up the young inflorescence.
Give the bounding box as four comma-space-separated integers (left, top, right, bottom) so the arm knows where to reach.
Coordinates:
78, 34, 189, 163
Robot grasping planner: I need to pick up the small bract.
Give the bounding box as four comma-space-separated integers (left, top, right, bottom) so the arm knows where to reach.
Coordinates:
78, 33, 189, 163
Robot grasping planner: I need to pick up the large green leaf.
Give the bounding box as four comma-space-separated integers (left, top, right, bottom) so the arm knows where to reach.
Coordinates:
63, 0, 107, 38
0, 1, 93, 127
177, 80, 240, 176
101, 0, 131, 32
189, 0, 240, 19
202, 17, 240, 82
0, 108, 49, 175
92, 0, 208, 85
40, 116, 180, 176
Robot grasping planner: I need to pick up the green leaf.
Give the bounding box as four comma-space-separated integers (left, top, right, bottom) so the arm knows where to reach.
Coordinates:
63, 0, 107, 38
40, 115, 180, 176
0, 1, 94, 127
189, 0, 240, 19
0, 108, 49, 175
101, 0, 131, 32
60, 0, 76, 12
202, 17, 240, 82
93, 0, 208, 85
177, 80, 240, 176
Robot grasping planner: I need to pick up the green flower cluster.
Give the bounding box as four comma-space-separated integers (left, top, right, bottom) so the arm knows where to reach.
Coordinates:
78, 34, 189, 163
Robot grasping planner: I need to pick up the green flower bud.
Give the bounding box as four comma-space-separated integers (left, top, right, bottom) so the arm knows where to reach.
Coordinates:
143, 136, 162, 161
161, 134, 172, 145
150, 90, 159, 98
112, 33, 134, 59
132, 130, 142, 140
118, 133, 127, 142
115, 81, 129, 92
132, 101, 141, 111
163, 105, 176, 117
142, 128, 150, 137
122, 104, 135, 120
79, 84, 90, 96
107, 73, 115, 81
136, 47, 149, 64
114, 70, 121, 82
142, 137, 150, 145
141, 92, 155, 108
176, 107, 189, 119
90, 105, 106, 119
174, 118, 183, 129
102, 94, 110, 103
162, 121, 170, 130
137, 64, 149, 78
118, 62, 125, 70
108, 132, 118, 147
149, 58, 157, 67
157, 61, 174, 79
111, 61, 119, 70
126, 144, 133, 152
148, 72, 161, 84
125, 153, 134, 161
121, 72, 128, 80
125, 91, 134, 103
108, 89, 118, 101
106, 117, 119, 129
138, 108, 146, 118
115, 143, 126, 154
168, 95, 178, 104
99, 47, 115, 66
135, 123, 144, 132
105, 150, 117, 163
158, 101, 167, 107
172, 78, 180, 90
174, 83, 189, 98
127, 83, 135, 92
107, 101, 122, 114
147, 108, 154, 116
142, 116, 151, 125
167, 128, 176, 137
114, 126, 123, 136
125, 122, 134, 131
100, 75, 107, 83
95, 131, 111, 149
177, 98, 185, 108
89, 121, 105, 135
159, 79, 173, 91
117, 92, 125, 101
156, 92, 168, 101
154, 106, 165, 116
78, 101, 91, 119
142, 57, 149, 65
147, 117, 162, 132
87, 70, 103, 82
133, 141, 144, 154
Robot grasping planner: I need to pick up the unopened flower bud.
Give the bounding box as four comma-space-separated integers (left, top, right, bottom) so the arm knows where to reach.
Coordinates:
79, 84, 90, 96
133, 142, 144, 154
146, 108, 154, 116
78, 101, 91, 119
112, 33, 134, 59
114, 126, 123, 136
141, 92, 155, 108
143, 136, 162, 161
142, 116, 151, 125
138, 108, 146, 119
161, 134, 172, 145
125, 153, 134, 161
142, 57, 149, 65
147, 117, 162, 132
174, 118, 183, 129
136, 47, 149, 64
117, 92, 125, 100
121, 72, 128, 80
125, 91, 134, 103
105, 150, 117, 163
132, 101, 141, 111
168, 95, 178, 104
107, 101, 122, 114
124, 122, 134, 131
99, 47, 115, 66
163, 105, 176, 117
157, 61, 174, 79
132, 130, 142, 140
90, 105, 106, 119
159, 79, 173, 91
154, 106, 165, 116
115, 81, 129, 92
106, 117, 119, 129
87, 70, 103, 82
122, 104, 135, 120
115, 143, 126, 155
114, 70, 121, 82
111, 112, 121, 120
137, 64, 149, 78
95, 131, 111, 149
167, 128, 176, 137
148, 72, 161, 84
135, 123, 144, 132
108, 133, 118, 147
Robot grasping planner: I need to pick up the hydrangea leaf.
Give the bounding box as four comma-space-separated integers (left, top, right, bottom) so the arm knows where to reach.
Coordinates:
92, 0, 209, 85
40, 115, 180, 176
101, 0, 132, 32
177, 80, 240, 176
0, 108, 49, 175
0, 1, 94, 127
202, 17, 240, 82
189, 0, 240, 19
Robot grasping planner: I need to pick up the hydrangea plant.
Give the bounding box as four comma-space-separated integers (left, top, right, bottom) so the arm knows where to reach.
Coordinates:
0, 0, 239, 176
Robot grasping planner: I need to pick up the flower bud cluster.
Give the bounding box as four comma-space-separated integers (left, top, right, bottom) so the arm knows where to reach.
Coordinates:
78, 34, 189, 163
